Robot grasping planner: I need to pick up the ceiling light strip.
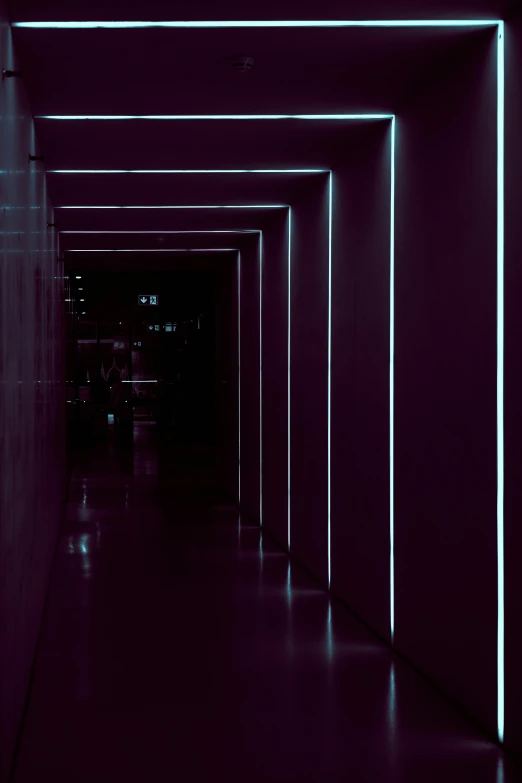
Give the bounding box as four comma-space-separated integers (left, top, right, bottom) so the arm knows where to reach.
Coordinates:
59, 230, 260, 233
55, 205, 286, 209
48, 168, 329, 173
13, 20, 500, 28
65, 248, 237, 252
37, 114, 392, 120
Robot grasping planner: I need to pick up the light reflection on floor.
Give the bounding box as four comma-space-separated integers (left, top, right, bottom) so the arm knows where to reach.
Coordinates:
12, 423, 518, 782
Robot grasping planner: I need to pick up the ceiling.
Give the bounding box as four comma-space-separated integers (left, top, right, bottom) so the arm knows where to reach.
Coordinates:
6, 0, 518, 289
12, 27, 491, 116
7, 0, 517, 22
59, 231, 258, 253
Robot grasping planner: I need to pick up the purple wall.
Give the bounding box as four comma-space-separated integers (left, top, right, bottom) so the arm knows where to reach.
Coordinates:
330, 126, 392, 641
239, 236, 261, 522
504, 9, 522, 757
0, 11, 66, 780
394, 30, 498, 738
261, 211, 290, 548
289, 176, 330, 586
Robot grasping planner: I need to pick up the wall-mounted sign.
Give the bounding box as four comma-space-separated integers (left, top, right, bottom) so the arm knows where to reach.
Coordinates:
147, 324, 161, 331
138, 294, 159, 306
133, 340, 143, 349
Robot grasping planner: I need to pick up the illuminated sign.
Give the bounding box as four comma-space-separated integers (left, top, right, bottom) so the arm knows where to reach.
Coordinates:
138, 294, 159, 306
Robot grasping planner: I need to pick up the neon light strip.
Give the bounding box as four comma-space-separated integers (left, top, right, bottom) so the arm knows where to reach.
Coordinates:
288, 207, 292, 552
48, 168, 328, 173
259, 231, 263, 527
60, 230, 260, 234
390, 117, 396, 645
14, 20, 500, 28
56, 205, 286, 209
497, 20, 505, 745
37, 114, 391, 120
328, 173, 333, 588
65, 249, 237, 254
238, 251, 241, 506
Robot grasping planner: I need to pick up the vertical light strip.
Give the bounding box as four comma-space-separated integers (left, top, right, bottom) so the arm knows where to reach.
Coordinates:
390, 117, 396, 644
328, 172, 333, 589
259, 232, 263, 526
238, 250, 241, 506
497, 20, 505, 745
288, 207, 292, 551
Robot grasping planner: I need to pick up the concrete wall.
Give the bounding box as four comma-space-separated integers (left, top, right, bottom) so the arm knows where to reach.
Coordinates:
0, 11, 65, 780
261, 211, 290, 548
394, 29, 498, 739
330, 124, 392, 642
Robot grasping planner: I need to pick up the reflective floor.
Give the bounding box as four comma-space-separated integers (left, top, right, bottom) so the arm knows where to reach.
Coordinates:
12, 423, 521, 781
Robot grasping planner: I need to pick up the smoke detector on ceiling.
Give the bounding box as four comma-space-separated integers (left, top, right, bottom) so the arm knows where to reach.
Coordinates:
230, 55, 254, 72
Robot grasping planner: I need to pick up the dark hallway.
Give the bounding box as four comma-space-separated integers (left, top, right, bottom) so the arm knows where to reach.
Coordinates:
4, 2, 522, 781
9, 422, 519, 782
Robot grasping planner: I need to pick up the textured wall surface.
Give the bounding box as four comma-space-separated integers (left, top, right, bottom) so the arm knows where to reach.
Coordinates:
0, 13, 65, 780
